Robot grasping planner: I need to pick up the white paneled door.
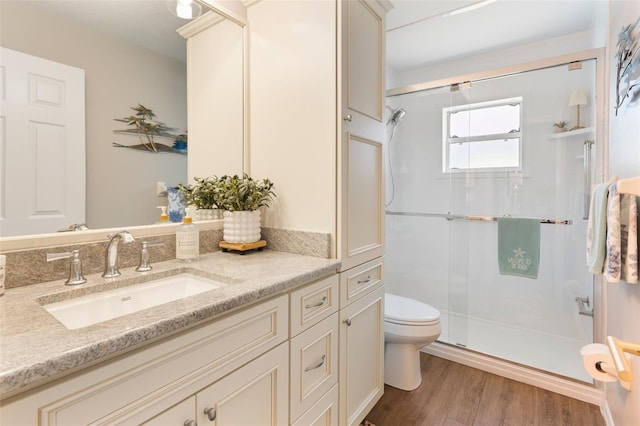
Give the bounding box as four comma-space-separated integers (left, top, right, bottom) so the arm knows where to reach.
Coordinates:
0, 47, 85, 237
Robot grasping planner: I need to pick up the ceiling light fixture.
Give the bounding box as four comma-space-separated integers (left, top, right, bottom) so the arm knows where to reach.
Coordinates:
444, 0, 498, 17
167, 0, 202, 20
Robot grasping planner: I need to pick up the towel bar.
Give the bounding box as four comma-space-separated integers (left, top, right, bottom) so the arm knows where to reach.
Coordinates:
385, 211, 572, 225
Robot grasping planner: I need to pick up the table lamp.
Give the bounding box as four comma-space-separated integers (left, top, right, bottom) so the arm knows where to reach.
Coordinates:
569, 90, 588, 130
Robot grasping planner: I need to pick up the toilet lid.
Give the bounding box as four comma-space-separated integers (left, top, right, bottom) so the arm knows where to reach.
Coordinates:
385, 293, 440, 325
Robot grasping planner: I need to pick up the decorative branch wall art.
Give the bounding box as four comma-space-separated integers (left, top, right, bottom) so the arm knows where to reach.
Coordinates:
113, 104, 187, 154
615, 17, 640, 115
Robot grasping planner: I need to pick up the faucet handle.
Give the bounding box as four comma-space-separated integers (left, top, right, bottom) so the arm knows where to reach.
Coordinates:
46, 249, 87, 285
136, 241, 165, 272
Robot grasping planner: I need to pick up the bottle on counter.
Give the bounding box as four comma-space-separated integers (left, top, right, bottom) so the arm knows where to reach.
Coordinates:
157, 206, 169, 224
176, 207, 199, 262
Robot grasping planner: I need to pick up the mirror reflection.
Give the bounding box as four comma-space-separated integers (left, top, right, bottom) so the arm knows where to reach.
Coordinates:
0, 0, 245, 238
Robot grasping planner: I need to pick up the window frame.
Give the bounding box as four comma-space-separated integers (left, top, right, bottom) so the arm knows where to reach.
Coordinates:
442, 96, 523, 173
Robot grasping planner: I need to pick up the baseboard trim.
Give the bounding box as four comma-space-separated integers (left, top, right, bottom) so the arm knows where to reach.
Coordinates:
422, 342, 603, 405
601, 399, 614, 426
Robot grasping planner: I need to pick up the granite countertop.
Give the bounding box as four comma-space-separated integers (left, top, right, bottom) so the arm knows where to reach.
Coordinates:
0, 250, 340, 398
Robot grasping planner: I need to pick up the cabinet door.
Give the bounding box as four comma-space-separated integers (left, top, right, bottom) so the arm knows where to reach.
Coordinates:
339, 286, 384, 426
142, 396, 196, 426
341, 0, 385, 122
339, 0, 386, 271
196, 343, 289, 426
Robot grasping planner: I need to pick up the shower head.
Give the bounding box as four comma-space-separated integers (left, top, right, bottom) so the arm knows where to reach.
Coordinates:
387, 107, 406, 126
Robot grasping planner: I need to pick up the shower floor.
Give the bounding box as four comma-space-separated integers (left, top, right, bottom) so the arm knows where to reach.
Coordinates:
439, 313, 593, 382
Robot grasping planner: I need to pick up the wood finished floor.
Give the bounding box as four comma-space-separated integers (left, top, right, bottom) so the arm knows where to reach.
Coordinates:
364, 353, 605, 426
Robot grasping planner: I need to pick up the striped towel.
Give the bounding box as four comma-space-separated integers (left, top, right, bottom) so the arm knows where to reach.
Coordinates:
605, 184, 639, 283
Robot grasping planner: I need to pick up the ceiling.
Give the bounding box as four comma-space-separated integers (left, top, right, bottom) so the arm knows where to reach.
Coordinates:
34, 0, 190, 62
29, 0, 603, 69
386, 0, 604, 71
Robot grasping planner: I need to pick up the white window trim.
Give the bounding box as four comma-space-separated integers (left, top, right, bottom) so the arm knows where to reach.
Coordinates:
442, 96, 523, 173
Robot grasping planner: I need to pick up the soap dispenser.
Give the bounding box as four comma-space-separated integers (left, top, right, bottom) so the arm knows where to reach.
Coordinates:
157, 206, 169, 223
176, 207, 199, 262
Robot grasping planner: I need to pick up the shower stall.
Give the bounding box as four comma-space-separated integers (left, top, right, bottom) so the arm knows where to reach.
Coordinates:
384, 52, 604, 387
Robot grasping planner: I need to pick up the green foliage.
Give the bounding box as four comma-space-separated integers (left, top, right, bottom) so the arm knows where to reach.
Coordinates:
178, 174, 276, 212
214, 174, 276, 212
553, 121, 568, 128
177, 176, 218, 209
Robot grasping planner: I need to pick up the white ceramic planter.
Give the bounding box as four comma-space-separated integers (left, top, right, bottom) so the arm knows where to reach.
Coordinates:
194, 208, 223, 221
223, 210, 261, 243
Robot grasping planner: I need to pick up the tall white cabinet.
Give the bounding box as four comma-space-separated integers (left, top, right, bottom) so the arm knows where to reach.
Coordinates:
248, 1, 389, 425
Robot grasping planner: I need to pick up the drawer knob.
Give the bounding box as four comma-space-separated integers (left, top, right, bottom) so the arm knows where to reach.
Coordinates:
305, 296, 328, 309
184, 420, 197, 426
204, 407, 216, 421
357, 275, 372, 284
305, 354, 327, 372
343, 114, 352, 122
343, 318, 352, 326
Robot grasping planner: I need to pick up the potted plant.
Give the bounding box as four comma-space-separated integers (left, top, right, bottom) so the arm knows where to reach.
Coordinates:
553, 121, 568, 133
213, 174, 276, 243
177, 176, 223, 221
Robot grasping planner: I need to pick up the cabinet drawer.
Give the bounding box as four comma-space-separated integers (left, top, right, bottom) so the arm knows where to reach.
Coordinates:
290, 312, 339, 423
339, 257, 383, 307
291, 383, 338, 426
142, 396, 195, 425
290, 274, 338, 337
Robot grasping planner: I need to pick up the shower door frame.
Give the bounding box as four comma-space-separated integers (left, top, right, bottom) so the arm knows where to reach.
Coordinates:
386, 48, 608, 404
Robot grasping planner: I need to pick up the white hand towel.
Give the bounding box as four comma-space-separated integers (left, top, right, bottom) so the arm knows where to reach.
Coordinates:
587, 177, 617, 274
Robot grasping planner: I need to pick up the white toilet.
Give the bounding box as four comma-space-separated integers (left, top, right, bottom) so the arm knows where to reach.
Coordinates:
384, 293, 441, 391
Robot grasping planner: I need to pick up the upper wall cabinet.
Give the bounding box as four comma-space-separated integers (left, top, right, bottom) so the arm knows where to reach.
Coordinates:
340, 0, 386, 271
344, 0, 384, 122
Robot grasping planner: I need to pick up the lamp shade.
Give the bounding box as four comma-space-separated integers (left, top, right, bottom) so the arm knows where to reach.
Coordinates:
569, 90, 588, 107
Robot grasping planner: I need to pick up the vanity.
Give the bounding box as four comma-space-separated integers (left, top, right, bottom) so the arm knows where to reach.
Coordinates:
0, 0, 389, 424
0, 250, 382, 425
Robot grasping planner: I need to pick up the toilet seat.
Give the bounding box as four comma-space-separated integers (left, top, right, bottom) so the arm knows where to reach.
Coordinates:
385, 293, 440, 326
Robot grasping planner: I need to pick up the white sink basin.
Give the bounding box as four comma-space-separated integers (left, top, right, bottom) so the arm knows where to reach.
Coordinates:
43, 274, 225, 329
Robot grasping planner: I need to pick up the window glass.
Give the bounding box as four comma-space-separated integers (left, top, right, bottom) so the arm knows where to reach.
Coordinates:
444, 97, 522, 172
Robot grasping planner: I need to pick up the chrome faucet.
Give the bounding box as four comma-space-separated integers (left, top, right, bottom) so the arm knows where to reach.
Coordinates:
102, 231, 135, 278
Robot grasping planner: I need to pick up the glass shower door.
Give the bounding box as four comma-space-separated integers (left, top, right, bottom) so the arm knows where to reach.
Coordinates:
444, 60, 597, 381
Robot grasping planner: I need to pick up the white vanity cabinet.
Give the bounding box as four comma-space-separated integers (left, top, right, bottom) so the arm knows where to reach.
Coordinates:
1, 294, 290, 426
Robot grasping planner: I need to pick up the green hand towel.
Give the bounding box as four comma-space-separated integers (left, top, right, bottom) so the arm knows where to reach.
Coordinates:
497, 217, 541, 279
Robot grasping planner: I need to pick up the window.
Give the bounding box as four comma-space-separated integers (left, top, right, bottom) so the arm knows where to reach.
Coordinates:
443, 97, 522, 172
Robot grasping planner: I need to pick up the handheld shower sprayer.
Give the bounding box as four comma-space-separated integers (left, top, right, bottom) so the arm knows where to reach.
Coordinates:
387, 107, 407, 126
385, 106, 407, 209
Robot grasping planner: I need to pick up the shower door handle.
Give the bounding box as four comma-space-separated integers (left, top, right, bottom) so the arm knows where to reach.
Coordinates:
583, 140, 594, 220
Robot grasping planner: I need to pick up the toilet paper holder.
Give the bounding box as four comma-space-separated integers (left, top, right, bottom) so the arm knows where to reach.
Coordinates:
606, 335, 640, 389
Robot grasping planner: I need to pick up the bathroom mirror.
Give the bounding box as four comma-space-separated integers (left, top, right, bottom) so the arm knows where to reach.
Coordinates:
0, 0, 246, 238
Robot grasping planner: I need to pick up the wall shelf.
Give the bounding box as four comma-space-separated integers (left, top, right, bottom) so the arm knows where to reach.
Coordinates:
549, 127, 594, 140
